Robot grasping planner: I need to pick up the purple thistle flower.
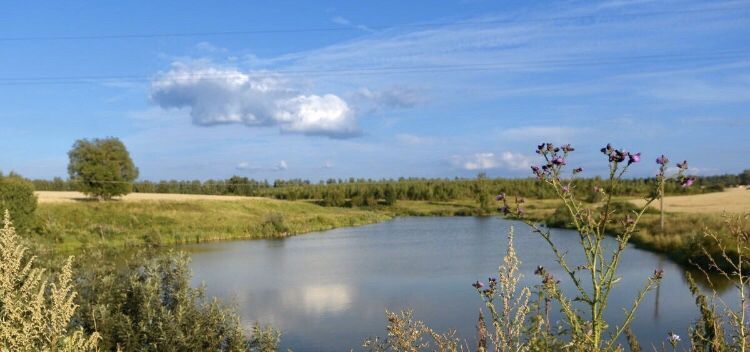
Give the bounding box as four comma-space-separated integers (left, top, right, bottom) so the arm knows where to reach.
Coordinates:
677, 160, 688, 170
656, 155, 669, 165
472, 281, 484, 289
667, 332, 681, 346
562, 185, 570, 193
628, 152, 641, 165
562, 144, 575, 152
573, 167, 583, 174
495, 193, 506, 201
551, 156, 566, 166
681, 177, 695, 188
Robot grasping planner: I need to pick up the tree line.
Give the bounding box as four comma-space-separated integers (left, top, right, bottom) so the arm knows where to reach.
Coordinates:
30, 170, 749, 205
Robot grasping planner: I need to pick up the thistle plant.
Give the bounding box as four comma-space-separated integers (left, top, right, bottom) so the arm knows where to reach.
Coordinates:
0, 210, 99, 351
496, 143, 688, 350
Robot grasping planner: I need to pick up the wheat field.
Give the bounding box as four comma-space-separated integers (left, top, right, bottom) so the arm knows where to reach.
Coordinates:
631, 186, 750, 214
35, 191, 261, 203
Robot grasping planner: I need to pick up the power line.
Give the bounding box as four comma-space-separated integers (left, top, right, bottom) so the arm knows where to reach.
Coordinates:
0, 5, 746, 42
0, 50, 746, 86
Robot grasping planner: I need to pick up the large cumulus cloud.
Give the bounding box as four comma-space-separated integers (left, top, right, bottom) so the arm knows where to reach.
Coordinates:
150, 63, 360, 138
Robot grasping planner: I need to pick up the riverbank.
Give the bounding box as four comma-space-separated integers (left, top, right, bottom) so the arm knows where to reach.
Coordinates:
33, 197, 391, 253
30, 190, 748, 272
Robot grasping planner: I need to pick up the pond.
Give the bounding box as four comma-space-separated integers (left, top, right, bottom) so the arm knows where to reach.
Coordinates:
179, 217, 735, 351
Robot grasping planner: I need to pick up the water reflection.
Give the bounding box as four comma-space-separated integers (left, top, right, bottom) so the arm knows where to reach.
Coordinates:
179, 217, 737, 351
291, 284, 353, 314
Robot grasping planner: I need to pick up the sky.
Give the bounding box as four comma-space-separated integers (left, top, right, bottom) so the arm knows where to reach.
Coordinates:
1, 0, 748, 181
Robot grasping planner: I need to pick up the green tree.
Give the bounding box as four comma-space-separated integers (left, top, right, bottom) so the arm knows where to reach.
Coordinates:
68, 138, 138, 200
741, 169, 750, 185
383, 184, 397, 205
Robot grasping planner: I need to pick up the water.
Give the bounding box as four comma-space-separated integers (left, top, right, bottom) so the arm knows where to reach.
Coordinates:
179, 217, 735, 351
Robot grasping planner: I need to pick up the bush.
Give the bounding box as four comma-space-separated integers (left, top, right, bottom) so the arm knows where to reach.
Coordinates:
0, 173, 37, 233
75, 251, 278, 351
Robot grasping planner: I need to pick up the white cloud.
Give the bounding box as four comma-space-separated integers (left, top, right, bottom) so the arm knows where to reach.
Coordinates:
236, 160, 288, 172
322, 160, 334, 169
450, 151, 532, 171
150, 62, 360, 138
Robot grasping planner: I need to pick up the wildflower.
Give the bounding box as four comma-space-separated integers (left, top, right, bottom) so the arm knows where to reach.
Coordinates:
534, 266, 545, 275
667, 331, 681, 347
495, 193, 506, 201
610, 150, 627, 163
681, 177, 695, 188
573, 167, 583, 174
600, 143, 612, 154
551, 156, 566, 166
517, 207, 525, 216
656, 155, 669, 165
562, 185, 570, 193
537, 143, 546, 153
676, 160, 688, 170
472, 281, 484, 289
652, 269, 664, 280
627, 152, 641, 165
562, 144, 574, 152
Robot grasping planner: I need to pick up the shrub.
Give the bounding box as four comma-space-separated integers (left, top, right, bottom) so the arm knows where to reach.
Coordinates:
75, 251, 278, 351
0, 211, 99, 351
0, 174, 38, 234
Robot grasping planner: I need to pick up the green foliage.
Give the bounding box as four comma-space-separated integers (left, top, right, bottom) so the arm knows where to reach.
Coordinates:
0, 173, 37, 234
741, 169, 750, 185
74, 251, 278, 351
67, 137, 139, 200
0, 211, 99, 351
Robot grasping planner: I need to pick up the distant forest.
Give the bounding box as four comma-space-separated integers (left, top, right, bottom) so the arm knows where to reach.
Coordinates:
31, 170, 750, 207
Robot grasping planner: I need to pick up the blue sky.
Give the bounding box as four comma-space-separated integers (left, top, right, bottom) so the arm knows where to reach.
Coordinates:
1, 0, 748, 181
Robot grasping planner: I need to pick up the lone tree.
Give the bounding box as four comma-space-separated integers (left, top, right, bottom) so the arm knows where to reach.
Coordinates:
68, 137, 138, 200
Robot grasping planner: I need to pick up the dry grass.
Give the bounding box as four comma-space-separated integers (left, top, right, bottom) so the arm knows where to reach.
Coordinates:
630, 186, 750, 214
36, 191, 261, 203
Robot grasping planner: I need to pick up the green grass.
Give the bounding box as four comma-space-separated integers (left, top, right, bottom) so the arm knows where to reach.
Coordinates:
28, 195, 748, 273
32, 198, 391, 253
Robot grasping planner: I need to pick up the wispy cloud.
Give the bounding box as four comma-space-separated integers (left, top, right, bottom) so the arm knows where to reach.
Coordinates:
236, 160, 288, 172
450, 151, 532, 171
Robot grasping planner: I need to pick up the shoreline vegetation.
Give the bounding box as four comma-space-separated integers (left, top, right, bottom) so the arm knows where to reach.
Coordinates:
30, 187, 749, 272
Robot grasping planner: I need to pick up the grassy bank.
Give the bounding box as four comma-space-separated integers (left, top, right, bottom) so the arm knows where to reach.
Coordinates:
28, 189, 748, 274
33, 198, 391, 253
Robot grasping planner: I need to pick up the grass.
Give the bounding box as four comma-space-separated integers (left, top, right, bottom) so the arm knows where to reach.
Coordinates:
32, 198, 391, 253
27, 187, 749, 273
